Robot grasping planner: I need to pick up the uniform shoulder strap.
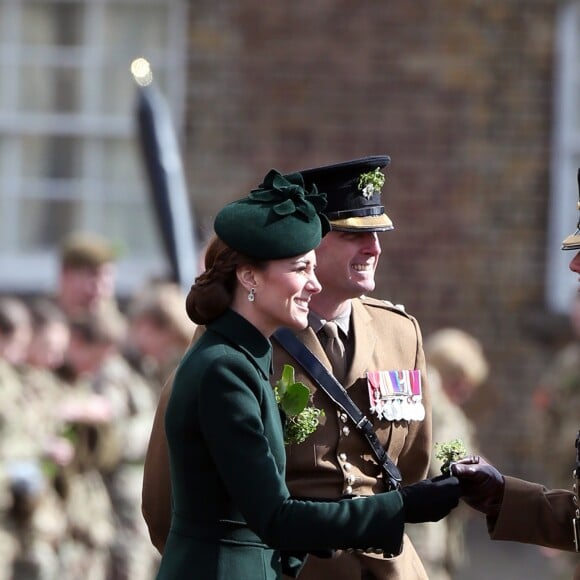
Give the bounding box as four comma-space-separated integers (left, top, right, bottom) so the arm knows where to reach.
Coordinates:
359, 295, 412, 318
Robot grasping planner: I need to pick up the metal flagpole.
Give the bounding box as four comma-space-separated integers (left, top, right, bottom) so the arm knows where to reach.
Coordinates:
131, 57, 198, 294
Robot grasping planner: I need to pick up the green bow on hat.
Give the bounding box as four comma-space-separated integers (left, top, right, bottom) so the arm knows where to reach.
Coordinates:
250, 170, 328, 222
214, 169, 330, 260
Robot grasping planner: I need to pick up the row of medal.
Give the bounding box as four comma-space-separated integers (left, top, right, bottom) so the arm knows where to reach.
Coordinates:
366, 369, 425, 422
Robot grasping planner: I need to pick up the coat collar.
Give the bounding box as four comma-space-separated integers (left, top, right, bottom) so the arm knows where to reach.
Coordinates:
207, 309, 272, 379
308, 302, 352, 337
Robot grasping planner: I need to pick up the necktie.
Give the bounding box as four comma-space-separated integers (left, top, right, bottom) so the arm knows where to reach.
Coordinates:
322, 321, 346, 382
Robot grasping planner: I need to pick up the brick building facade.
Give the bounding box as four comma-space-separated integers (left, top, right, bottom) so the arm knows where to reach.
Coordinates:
182, 0, 572, 477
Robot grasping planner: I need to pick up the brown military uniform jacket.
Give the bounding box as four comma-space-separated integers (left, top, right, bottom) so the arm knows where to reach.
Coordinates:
488, 476, 579, 578
490, 476, 576, 550
142, 297, 432, 580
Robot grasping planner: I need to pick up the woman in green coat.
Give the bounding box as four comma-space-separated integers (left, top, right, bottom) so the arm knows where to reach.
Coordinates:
156, 169, 461, 579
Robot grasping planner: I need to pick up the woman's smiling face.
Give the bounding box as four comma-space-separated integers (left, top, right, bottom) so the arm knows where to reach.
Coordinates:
251, 250, 321, 332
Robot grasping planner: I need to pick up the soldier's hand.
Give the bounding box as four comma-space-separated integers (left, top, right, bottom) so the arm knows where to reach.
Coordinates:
399, 474, 461, 523
43, 436, 75, 466
451, 455, 505, 517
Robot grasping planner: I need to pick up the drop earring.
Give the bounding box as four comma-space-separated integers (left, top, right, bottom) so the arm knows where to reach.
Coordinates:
247, 288, 256, 302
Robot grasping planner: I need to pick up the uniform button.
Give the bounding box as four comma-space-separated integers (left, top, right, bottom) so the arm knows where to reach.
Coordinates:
342, 426, 350, 436
346, 475, 355, 485
340, 413, 348, 423
339, 453, 347, 462
345, 485, 353, 495
343, 462, 351, 471
372, 548, 383, 554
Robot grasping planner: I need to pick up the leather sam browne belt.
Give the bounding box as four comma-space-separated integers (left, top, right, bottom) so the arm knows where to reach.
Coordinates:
273, 328, 403, 492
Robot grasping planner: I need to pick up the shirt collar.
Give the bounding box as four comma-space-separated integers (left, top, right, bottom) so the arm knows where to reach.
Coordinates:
207, 309, 272, 379
308, 301, 352, 337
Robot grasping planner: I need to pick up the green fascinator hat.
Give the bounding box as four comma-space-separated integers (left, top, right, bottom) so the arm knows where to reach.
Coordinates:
214, 169, 330, 260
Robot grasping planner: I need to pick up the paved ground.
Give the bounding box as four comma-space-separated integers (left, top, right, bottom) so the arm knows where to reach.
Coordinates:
454, 517, 574, 580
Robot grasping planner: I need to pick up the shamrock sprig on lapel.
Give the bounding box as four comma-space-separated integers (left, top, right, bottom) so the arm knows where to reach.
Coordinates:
274, 364, 324, 445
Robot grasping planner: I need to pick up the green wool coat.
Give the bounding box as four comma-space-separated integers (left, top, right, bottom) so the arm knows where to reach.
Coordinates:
156, 309, 406, 580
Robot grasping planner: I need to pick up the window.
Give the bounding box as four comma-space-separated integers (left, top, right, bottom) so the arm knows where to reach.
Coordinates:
0, 0, 188, 295
548, 2, 580, 312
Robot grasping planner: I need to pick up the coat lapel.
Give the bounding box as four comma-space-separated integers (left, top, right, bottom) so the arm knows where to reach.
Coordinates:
345, 298, 376, 388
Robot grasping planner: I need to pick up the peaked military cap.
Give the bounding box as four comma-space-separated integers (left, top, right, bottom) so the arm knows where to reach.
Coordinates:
562, 168, 580, 250
214, 169, 330, 260
297, 156, 393, 232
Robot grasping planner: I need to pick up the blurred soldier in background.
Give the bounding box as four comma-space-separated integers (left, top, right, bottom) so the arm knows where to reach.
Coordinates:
0, 296, 31, 435
56, 232, 122, 322
52, 368, 116, 580
0, 297, 67, 580
407, 328, 489, 580
0, 460, 65, 580
26, 298, 70, 372
125, 281, 194, 395
64, 309, 158, 579
19, 299, 71, 453
0, 296, 31, 371
0, 296, 30, 574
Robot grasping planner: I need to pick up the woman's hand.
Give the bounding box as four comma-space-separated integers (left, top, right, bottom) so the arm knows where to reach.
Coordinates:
399, 474, 461, 523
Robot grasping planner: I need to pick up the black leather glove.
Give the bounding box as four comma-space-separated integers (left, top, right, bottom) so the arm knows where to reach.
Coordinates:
450, 455, 505, 518
399, 474, 461, 523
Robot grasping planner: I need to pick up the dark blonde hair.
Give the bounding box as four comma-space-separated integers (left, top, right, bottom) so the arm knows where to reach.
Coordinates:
69, 309, 127, 346
128, 282, 193, 345
185, 236, 266, 325
425, 328, 489, 388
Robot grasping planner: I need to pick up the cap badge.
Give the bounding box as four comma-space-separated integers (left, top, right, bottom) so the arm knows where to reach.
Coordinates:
358, 167, 385, 199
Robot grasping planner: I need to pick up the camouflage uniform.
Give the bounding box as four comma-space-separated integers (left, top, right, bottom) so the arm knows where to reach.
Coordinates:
53, 374, 116, 580
0, 362, 68, 580
0, 359, 24, 458
0, 461, 66, 580
91, 352, 159, 580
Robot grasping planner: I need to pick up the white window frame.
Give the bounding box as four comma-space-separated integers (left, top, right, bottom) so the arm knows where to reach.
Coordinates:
0, 0, 188, 296
548, 2, 580, 313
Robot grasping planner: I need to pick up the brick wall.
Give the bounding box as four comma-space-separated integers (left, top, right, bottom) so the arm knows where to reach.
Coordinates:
183, 0, 571, 477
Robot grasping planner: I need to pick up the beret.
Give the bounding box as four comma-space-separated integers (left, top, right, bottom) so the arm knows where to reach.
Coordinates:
214, 169, 330, 260
60, 232, 118, 268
